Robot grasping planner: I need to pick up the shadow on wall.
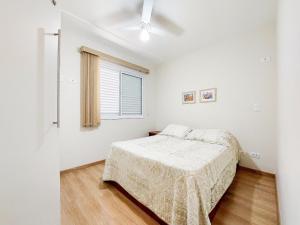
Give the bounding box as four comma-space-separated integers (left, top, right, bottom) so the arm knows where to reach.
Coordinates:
237, 142, 261, 171
239, 151, 261, 171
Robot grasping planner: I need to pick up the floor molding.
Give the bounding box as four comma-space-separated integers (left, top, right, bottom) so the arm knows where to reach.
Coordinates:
61, 161, 275, 177
60, 160, 105, 174
61, 163, 279, 225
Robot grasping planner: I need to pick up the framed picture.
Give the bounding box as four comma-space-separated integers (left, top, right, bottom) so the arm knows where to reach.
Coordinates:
182, 91, 196, 104
199, 88, 217, 103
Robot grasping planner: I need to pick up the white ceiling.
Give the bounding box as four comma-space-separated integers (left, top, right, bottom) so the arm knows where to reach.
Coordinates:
60, 0, 277, 64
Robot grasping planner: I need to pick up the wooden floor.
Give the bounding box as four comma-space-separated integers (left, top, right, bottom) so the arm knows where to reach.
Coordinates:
61, 163, 279, 225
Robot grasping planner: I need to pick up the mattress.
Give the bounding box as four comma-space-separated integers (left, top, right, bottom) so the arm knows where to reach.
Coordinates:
103, 134, 240, 225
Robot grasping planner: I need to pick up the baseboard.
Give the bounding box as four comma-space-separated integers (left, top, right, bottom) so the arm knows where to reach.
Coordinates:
274, 176, 281, 225
60, 160, 105, 174
61, 162, 275, 176
60, 160, 280, 223
237, 165, 275, 178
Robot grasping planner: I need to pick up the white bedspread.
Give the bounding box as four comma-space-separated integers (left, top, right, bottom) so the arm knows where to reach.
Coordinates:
103, 134, 240, 225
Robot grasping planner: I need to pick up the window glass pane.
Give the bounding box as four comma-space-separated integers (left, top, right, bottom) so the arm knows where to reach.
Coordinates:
121, 73, 142, 115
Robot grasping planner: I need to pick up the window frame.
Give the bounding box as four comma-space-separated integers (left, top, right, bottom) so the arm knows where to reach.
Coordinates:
100, 63, 144, 120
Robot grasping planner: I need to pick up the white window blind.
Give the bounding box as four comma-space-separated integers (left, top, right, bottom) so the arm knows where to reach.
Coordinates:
121, 73, 142, 115
100, 61, 143, 119
100, 64, 120, 117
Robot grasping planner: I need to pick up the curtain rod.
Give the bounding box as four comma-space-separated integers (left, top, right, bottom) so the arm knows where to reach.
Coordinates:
80, 46, 150, 74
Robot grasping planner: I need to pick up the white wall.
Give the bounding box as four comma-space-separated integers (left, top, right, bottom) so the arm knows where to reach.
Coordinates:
154, 25, 277, 173
277, 0, 300, 224
0, 1, 60, 225
59, 14, 156, 170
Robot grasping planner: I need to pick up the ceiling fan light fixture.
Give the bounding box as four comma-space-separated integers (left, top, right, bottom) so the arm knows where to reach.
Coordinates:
140, 27, 150, 42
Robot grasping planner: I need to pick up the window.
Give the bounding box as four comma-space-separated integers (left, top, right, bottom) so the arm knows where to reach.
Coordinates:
100, 61, 143, 119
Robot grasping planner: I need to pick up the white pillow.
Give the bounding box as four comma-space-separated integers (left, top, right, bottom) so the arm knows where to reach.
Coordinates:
184, 129, 206, 140
185, 129, 232, 146
160, 124, 192, 138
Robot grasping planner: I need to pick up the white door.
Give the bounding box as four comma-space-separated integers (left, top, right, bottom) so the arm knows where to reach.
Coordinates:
0, 1, 61, 225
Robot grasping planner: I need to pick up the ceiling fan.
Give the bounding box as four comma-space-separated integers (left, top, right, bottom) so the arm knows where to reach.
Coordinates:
139, 0, 159, 41
97, 0, 184, 42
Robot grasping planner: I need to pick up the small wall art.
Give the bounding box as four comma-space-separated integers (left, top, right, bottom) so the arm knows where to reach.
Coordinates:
182, 91, 196, 104
199, 88, 217, 103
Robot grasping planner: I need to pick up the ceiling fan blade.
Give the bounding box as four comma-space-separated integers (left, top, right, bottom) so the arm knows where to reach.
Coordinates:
120, 25, 141, 31
152, 14, 184, 36
149, 26, 167, 36
94, 9, 138, 27
142, 0, 154, 24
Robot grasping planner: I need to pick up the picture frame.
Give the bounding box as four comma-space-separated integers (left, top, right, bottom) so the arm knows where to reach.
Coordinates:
199, 88, 217, 103
182, 91, 196, 104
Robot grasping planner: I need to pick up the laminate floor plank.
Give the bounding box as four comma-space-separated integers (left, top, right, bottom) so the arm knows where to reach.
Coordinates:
61, 163, 279, 225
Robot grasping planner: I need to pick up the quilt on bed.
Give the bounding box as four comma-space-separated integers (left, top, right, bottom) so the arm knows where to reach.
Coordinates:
103, 134, 240, 225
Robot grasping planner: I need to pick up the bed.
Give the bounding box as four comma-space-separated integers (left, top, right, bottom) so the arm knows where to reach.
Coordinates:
103, 125, 240, 225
